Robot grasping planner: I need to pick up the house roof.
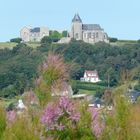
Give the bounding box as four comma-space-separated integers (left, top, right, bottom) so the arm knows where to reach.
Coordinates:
85, 70, 98, 77
125, 90, 140, 101
72, 13, 82, 23
82, 24, 102, 31
30, 27, 40, 33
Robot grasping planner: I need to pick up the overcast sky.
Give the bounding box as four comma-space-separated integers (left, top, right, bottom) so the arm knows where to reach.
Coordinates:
0, 0, 140, 42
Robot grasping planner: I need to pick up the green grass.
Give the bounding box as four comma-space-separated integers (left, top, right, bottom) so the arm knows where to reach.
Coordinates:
0, 42, 17, 49
79, 89, 96, 95
0, 42, 41, 49
110, 40, 138, 46
26, 42, 41, 48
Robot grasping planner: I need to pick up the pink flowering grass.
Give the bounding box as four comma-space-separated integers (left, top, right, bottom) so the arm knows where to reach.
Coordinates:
41, 96, 80, 131
88, 107, 104, 138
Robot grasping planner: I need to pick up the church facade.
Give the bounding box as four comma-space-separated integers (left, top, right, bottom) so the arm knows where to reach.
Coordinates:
71, 14, 109, 44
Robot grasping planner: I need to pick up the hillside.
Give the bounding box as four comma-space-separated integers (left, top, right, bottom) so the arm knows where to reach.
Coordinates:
1, 40, 140, 98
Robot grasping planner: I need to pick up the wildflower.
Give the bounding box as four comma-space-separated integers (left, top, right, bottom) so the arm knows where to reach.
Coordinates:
69, 112, 80, 122
41, 96, 80, 131
88, 107, 104, 137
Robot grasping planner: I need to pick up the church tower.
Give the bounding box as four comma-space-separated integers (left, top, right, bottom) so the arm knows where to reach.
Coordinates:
71, 13, 83, 40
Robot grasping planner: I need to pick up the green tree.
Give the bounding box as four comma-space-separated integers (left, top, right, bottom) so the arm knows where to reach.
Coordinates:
10, 38, 22, 43
62, 30, 68, 37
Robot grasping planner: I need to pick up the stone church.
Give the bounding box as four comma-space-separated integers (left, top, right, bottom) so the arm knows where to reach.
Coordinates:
71, 14, 109, 43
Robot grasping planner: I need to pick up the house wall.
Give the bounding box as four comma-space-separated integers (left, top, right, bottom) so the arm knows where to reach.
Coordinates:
20, 27, 49, 42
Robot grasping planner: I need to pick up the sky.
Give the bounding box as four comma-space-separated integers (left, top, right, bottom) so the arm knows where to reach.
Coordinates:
0, 0, 140, 42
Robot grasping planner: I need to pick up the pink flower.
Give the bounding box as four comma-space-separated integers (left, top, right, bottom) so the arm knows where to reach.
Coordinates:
88, 107, 104, 137
41, 97, 81, 131
59, 96, 73, 113
69, 112, 80, 122
56, 123, 65, 131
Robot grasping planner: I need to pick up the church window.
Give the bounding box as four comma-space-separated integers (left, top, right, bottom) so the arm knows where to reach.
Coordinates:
96, 32, 99, 38
92, 33, 95, 38
88, 33, 91, 38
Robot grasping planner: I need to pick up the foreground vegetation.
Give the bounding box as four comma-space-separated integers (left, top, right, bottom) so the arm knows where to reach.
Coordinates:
0, 53, 140, 140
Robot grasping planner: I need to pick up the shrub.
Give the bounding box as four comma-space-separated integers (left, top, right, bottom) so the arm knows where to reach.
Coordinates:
109, 37, 118, 42
10, 38, 22, 43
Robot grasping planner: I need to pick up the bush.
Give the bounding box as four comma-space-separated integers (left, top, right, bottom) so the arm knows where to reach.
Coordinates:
10, 38, 22, 43
109, 37, 118, 42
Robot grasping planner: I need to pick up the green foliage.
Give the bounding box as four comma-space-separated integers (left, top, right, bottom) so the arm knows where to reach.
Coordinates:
10, 38, 22, 43
75, 81, 105, 91
0, 107, 6, 139
49, 30, 62, 42
137, 39, 140, 43
54, 41, 140, 86
41, 36, 52, 44
0, 43, 43, 98
109, 37, 118, 42
62, 30, 68, 37
102, 89, 130, 140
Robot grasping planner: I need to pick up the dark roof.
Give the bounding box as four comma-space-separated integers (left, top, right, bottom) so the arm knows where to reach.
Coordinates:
125, 90, 140, 101
30, 27, 40, 33
82, 24, 102, 30
72, 14, 82, 23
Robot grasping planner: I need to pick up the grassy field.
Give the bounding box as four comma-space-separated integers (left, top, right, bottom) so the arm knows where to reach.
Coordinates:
110, 40, 138, 46
0, 42, 17, 49
0, 42, 41, 49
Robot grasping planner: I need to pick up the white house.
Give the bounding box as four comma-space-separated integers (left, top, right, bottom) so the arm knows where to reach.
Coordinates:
80, 70, 101, 83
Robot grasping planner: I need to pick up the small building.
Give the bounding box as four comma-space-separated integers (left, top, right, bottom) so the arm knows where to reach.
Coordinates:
80, 70, 101, 83
20, 26, 49, 42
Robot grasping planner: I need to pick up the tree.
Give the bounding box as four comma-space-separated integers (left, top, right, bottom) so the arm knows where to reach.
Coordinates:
62, 30, 68, 37
41, 36, 52, 44
10, 38, 22, 43
109, 37, 118, 42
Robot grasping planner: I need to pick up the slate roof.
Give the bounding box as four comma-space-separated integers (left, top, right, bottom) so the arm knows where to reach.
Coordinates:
125, 90, 140, 103
82, 24, 102, 31
30, 27, 40, 33
72, 14, 82, 23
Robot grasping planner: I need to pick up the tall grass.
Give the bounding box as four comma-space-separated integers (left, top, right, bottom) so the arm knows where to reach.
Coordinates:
2, 117, 40, 140
0, 107, 6, 139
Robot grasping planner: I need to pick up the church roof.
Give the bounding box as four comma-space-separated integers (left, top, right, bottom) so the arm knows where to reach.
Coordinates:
82, 24, 102, 30
30, 27, 40, 33
72, 14, 82, 23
